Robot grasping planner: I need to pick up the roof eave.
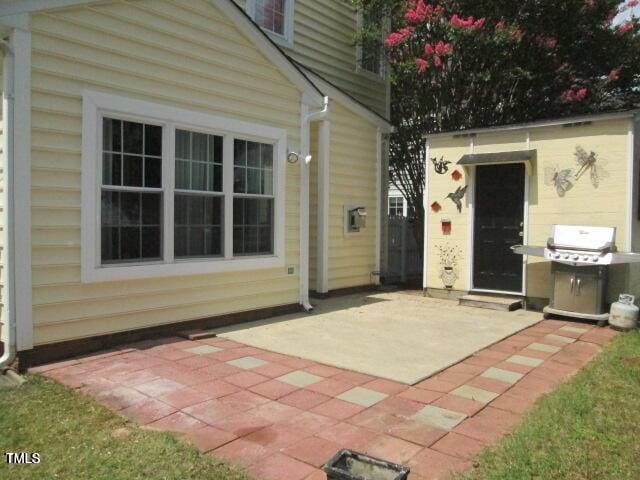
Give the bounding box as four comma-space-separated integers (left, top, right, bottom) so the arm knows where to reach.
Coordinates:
424, 109, 640, 140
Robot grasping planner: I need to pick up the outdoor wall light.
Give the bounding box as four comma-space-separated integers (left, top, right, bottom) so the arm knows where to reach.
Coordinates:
287, 152, 313, 164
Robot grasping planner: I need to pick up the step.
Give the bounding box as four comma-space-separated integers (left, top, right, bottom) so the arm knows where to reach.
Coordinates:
459, 294, 523, 312
177, 329, 218, 341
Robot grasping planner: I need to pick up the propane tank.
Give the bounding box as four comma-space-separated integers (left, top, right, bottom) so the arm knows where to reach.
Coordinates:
609, 294, 639, 331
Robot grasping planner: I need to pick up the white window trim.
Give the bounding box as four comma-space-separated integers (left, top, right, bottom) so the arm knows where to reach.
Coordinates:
355, 10, 385, 82
81, 90, 287, 283
246, 0, 295, 49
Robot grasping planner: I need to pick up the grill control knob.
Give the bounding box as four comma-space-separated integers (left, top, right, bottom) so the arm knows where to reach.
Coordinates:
591, 256, 598, 262
572, 254, 579, 261
582, 255, 590, 262
563, 254, 570, 260
553, 253, 561, 259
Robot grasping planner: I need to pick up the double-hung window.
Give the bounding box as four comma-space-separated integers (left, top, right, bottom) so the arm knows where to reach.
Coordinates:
388, 196, 404, 217
357, 9, 384, 79
82, 91, 286, 283
247, 0, 294, 47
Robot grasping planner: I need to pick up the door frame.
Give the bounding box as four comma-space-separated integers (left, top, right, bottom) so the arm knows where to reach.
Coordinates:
467, 140, 530, 296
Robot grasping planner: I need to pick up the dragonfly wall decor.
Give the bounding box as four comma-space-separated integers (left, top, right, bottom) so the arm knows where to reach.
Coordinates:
574, 146, 608, 188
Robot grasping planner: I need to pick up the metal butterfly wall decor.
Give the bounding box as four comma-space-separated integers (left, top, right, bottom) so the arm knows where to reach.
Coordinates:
574, 146, 608, 188
544, 164, 573, 197
431, 157, 451, 175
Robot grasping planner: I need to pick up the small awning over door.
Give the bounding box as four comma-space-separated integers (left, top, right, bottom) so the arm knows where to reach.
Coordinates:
457, 149, 535, 175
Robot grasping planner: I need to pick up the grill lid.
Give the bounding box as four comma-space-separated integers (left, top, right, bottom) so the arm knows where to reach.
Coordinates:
548, 225, 615, 252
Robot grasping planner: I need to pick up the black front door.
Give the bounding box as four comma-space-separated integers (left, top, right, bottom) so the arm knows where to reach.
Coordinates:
473, 163, 525, 292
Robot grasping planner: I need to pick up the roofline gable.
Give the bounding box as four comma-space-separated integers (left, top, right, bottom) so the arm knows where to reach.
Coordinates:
0, 0, 325, 106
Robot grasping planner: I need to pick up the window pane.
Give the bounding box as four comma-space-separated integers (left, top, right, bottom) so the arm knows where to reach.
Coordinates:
174, 194, 223, 258
123, 155, 143, 187
247, 142, 260, 168
145, 124, 162, 156
103, 118, 121, 152
101, 191, 162, 263
210, 135, 223, 164
233, 198, 273, 256
120, 191, 141, 225
191, 162, 206, 191
176, 160, 190, 190
247, 168, 261, 194
123, 121, 143, 154
261, 144, 273, 169
176, 129, 190, 160
176, 129, 223, 192
120, 226, 141, 260
262, 169, 273, 196
102, 153, 122, 186
192, 132, 208, 162
234, 166, 246, 193
144, 157, 162, 188
255, 0, 286, 35
234, 140, 246, 166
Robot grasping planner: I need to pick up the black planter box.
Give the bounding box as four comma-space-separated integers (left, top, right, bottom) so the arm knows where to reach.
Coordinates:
323, 449, 410, 480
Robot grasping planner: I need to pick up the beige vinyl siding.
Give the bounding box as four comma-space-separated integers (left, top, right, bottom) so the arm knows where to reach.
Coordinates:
328, 102, 378, 290
427, 119, 631, 302
235, 0, 388, 117
30, 0, 303, 346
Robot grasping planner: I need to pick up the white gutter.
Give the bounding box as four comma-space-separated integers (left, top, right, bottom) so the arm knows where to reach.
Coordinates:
0, 36, 16, 370
299, 96, 329, 311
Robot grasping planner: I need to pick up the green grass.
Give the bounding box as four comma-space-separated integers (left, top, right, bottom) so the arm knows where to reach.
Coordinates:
0, 375, 251, 480
463, 330, 640, 480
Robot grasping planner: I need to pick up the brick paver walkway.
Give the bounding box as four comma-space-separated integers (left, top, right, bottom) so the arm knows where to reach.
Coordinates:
33, 319, 618, 480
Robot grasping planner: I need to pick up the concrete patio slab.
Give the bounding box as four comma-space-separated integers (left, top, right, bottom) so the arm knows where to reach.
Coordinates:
528, 342, 562, 353
481, 367, 524, 384
227, 356, 267, 370
217, 292, 540, 384
507, 354, 543, 367
337, 387, 388, 407
184, 345, 221, 355
451, 385, 499, 404
545, 334, 576, 344
277, 371, 323, 388
413, 405, 467, 431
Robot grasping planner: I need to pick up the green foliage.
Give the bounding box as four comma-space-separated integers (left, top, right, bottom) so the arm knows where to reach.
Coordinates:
0, 375, 251, 480
352, 0, 640, 252
463, 331, 640, 479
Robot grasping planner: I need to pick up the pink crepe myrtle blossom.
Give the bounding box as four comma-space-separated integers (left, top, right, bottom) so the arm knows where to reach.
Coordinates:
509, 28, 524, 41
629, 0, 639, 7
608, 68, 621, 81
495, 20, 506, 29
433, 55, 443, 68
618, 20, 635, 34
561, 87, 588, 103
425, 41, 453, 57
405, 1, 443, 24
415, 58, 429, 73
450, 14, 486, 30
385, 27, 415, 47
536, 36, 558, 49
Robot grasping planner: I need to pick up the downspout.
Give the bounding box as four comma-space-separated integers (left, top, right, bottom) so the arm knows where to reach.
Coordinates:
0, 36, 16, 370
299, 96, 329, 311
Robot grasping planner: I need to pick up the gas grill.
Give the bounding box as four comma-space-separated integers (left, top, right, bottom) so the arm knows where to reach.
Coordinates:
512, 225, 640, 323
